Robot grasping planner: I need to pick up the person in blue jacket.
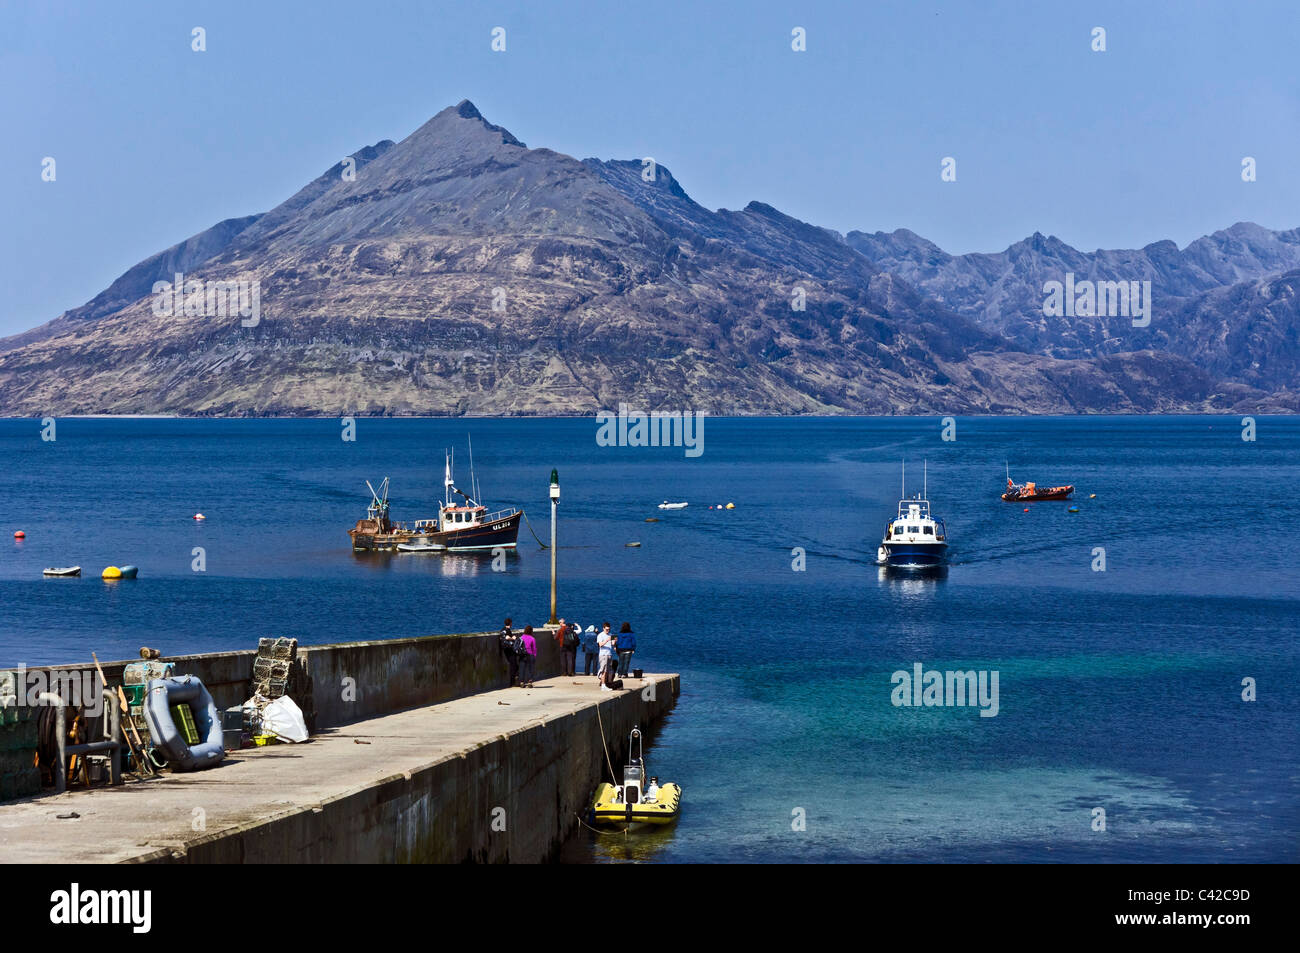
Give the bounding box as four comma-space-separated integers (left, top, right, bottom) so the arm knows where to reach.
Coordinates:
616, 622, 637, 677
580, 625, 601, 676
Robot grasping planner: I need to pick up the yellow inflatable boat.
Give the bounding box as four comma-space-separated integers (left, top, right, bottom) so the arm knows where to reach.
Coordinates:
589, 727, 682, 827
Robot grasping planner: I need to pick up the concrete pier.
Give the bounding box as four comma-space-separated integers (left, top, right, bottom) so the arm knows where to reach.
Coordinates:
0, 673, 679, 863
1, 630, 680, 863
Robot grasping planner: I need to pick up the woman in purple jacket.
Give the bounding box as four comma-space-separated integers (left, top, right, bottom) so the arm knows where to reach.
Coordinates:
519, 625, 538, 688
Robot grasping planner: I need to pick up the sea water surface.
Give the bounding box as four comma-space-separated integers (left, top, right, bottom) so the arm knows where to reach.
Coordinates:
1, 416, 1296, 863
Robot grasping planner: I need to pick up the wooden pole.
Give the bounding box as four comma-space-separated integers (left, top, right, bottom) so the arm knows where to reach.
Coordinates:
117, 686, 154, 776
91, 652, 153, 776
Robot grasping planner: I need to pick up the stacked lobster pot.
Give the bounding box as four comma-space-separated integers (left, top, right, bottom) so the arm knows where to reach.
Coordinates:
237, 638, 315, 742
252, 637, 296, 700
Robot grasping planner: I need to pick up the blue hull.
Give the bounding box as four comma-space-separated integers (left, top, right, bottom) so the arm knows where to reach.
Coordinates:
882, 543, 947, 568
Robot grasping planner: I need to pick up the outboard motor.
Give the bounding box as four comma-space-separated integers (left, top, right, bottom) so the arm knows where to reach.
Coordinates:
623, 760, 643, 804
622, 727, 646, 821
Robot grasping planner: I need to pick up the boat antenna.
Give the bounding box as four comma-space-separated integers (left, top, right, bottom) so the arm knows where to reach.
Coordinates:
924, 459, 927, 501
467, 434, 478, 507
901, 458, 905, 501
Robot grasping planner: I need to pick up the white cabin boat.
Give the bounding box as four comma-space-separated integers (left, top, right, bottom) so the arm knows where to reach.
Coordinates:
877, 462, 948, 569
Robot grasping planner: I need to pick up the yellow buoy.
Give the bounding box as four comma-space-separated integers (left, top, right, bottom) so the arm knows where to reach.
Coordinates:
102, 566, 122, 580
725, 502, 735, 509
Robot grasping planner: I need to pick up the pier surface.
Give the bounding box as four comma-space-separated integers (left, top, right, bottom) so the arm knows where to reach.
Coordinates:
0, 673, 679, 864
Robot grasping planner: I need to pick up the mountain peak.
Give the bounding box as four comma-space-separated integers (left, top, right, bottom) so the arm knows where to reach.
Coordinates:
1006, 231, 1072, 256
415, 100, 526, 148
455, 99, 483, 120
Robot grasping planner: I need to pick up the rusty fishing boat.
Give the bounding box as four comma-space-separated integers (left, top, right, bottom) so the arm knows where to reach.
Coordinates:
348, 452, 522, 553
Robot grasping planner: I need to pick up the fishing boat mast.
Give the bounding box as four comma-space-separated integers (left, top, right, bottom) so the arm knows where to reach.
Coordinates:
443, 451, 454, 509
364, 478, 391, 531
468, 434, 480, 508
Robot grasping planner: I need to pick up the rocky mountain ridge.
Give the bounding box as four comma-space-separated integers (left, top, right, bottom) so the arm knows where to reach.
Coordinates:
1, 101, 1293, 415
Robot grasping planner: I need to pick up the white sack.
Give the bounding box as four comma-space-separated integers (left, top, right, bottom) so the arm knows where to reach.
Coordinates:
261, 695, 308, 743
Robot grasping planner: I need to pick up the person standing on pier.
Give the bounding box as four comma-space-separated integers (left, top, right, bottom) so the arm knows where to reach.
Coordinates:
616, 622, 636, 677
597, 622, 617, 691
581, 625, 600, 676
499, 618, 521, 687
519, 625, 538, 688
555, 618, 579, 677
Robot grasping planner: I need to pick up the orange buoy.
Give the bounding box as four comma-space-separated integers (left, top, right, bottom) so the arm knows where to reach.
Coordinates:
1022, 508, 1029, 513
13, 530, 25, 539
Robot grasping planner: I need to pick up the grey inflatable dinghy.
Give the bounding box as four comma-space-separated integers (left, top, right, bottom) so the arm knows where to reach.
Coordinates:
143, 675, 225, 771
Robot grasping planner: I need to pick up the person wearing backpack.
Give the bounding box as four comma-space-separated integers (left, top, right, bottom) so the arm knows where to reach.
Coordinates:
581, 625, 600, 676
498, 618, 520, 687
616, 622, 637, 677
553, 616, 579, 676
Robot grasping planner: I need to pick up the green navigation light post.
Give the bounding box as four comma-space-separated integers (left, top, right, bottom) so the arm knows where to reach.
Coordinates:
548, 468, 560, 625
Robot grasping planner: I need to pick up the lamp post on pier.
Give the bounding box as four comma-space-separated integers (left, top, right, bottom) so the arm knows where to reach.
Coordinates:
548, 469, 560, 625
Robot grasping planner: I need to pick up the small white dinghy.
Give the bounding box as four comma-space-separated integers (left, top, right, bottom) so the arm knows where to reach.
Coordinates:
657, 501, 688, 510
43, 566, 81, 577
396, 541, 447, 553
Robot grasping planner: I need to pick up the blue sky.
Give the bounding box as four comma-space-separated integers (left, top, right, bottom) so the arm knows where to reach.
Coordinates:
3, 0, 1298, 337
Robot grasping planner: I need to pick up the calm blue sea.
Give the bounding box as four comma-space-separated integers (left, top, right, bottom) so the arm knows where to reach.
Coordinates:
1, 416, 1296, 863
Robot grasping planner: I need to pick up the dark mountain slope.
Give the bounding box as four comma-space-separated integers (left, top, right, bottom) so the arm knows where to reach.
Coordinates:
0, 102, 1286, 415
